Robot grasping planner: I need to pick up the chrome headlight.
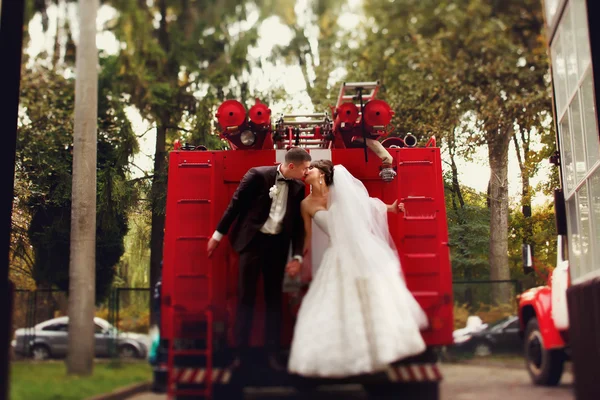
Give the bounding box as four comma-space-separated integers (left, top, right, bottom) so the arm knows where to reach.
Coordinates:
240, 130, 256, 146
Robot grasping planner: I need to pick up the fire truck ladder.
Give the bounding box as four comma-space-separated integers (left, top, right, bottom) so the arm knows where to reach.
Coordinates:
278, 112, 332, 149
335, 81, 380, 108
167, 159, 216, 400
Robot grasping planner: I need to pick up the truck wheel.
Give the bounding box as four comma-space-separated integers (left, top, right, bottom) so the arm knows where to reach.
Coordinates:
151, 368, 167, 393
212, 385, 243, 400
524, 318, 564, 386
363, 382, 439, 400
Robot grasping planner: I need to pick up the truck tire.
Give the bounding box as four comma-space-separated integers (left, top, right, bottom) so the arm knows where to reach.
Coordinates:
363, 382, 439, 400
212, 385, 243, 400
524, 318, 565, 386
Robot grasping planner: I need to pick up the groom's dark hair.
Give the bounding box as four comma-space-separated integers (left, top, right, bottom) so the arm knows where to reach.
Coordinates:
285, 147, 312, 164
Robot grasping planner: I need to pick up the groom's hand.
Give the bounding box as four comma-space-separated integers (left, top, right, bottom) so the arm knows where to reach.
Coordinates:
286, 259, 301, 277
207, 238, 220, 258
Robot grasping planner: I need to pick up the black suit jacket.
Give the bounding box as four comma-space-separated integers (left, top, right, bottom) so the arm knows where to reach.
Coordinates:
216, 166, 305, 256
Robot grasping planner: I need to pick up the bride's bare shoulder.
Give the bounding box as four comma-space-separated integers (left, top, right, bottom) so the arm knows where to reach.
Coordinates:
301, 195, 311, 211
301, 195, 319, 214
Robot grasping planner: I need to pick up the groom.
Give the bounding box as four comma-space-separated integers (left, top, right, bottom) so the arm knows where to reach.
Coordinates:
207, 147, 311, 369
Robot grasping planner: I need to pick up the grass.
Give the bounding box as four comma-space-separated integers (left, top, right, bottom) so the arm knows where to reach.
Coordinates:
9, 360, 152, 400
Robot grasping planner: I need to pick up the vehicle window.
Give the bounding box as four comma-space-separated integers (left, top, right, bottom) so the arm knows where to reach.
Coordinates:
505, 319, 519, 330
488, 318, 509, 331
56, 323, 68, 332
42, 324, 59, 331
42, 323, 68, 332
94, 324, 105, 333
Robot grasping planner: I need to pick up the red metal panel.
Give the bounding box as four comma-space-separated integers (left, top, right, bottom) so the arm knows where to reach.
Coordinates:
518, 286, 566, 349
162, 146, 453, 349
222, 150, 276, 182
162, 151, 217, 339
331, 147, 453, 346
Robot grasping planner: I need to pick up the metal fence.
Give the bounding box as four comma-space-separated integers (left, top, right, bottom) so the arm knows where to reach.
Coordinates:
452, 279, 522, 310
450, 279, 539, 331
12, 289, 69, 335
12, 281, 538, 357
12, 287, 151, 358
110, 288, 151, 334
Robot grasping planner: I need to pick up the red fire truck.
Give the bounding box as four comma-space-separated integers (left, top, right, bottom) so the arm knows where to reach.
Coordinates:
518, 191, 571, 386
517, 2, 600, 397
157, 81, 453, 399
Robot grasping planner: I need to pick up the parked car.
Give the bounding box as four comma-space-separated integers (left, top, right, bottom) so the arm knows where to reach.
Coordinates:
453, 316, 488, 342
11, 316, 150, 360
452, 315, 522, 356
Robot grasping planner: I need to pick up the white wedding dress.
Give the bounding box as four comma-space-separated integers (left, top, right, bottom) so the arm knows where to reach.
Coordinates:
287, 166, 429, 378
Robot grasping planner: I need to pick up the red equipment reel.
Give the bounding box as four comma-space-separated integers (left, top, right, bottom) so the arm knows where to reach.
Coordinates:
362, 99, 394, 129
248, 98, 271, 127
335, 102, 359, 129
216, 100, 247, 130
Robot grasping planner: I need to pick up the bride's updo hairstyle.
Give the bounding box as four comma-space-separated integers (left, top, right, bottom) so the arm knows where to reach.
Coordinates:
311, 159, 334, 186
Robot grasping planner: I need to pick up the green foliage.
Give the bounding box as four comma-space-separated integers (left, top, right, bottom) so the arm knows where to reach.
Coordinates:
10, 361, 151, 400
445, 177, 491, 281
508, 202, 557, 285
106, 0, 266, 291
267, 0, 348, 111
16, 65, 138, 301
115, 199, 152, 288
109, 0, 261, 147
345, 0, 552, 142
445, 173, 557, 287
97, 305, 150, 334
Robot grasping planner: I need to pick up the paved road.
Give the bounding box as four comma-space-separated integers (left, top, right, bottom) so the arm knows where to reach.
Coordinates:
441, 363, 573, 400
129, 363, 574, 400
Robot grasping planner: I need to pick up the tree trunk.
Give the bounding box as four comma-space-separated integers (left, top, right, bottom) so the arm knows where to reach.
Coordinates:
51, 5, 61, 69
522, 173, 533, 239
149, 124, 167, 325
512, 132, 533, 243
66, 0, 98, 376
487, 132, 512, 305
148, 0, 176, 325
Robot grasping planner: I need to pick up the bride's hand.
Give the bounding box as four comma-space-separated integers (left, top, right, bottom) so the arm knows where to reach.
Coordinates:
286, 259, 301, 277
398, 202, 405, 213
387, 199, 404, 214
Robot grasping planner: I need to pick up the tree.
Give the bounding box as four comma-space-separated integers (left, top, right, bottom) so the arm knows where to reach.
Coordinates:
115, 187, 152, 288
16, 61, 137, 301
456, 0, 549, 303
109, 0, 261, 317
513, 111, 555, 247
509, 202, 557, 288
444, 123, 490, 306
345, 0, 551, 304
66, 0, 99, 376
9, 201, 36, 290
265, 0, 347, 111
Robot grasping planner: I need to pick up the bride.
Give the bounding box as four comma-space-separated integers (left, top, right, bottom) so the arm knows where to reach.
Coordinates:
286, 160, 428, 377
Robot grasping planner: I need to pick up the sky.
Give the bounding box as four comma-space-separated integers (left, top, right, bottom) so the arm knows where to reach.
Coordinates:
24, 1, 553, 207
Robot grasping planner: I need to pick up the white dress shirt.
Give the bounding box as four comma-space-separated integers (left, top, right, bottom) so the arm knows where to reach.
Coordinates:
211, 165, 303, 263
259, 166, 289, 235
